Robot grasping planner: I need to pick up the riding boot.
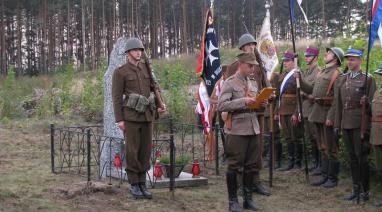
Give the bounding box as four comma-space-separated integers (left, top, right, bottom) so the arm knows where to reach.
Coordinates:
322, 160, 339, 188
226, 171, 242, 212
279, 143, 294, 171
294, 143, 303, 170
242, 172, 259, 211
275, 142, 282, 169
311, 157, 328, 186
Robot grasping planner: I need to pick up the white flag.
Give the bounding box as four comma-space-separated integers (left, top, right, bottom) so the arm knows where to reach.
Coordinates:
297, 0, 309, 24
257, 9, 279, 80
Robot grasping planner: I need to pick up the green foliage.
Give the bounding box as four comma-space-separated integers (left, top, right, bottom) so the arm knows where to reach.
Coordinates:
154, 61, 194, 122
159, 154, 191, 165
0, 66, 24, 119
80, 62, 106, 121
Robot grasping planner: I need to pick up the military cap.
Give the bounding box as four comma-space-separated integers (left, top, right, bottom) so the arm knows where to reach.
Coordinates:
305, 47, 319, 57
236, 52, 259, 65
238, 34, 257, 50
374, 63, 382, 75
344, 47, 364, 58
282, 51, 296, 61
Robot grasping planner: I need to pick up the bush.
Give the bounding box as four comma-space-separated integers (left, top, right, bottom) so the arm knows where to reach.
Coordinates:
159, 154, 191, 165
80, 62, 106, 121
0, 66, 24, 119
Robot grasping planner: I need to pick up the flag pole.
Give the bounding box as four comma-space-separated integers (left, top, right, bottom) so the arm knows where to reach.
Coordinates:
358, 0, 374, 205
288, 0, 309, 183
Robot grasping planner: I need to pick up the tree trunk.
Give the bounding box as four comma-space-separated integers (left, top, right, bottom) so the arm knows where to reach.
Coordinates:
67, 0, 72, 62
81, 0, 86, 71
0, 0, 5, 76
16, 0, 22, 75
181, 0, 188, 54
321, 0, 326, 39
91, 0, 95, 71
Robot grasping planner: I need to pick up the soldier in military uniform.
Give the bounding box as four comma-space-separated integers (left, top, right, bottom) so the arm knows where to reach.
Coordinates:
296, 47, 344, 188
239, 34, 271, 196
371, 64, 382, 208
112, 38, 166, 199
275, 51, 303, 171
301, 47, 321, 174
218, 52, 266, 211
334, 48, 376, 202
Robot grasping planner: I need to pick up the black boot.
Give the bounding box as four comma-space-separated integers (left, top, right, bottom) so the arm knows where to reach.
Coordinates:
294, 143, 303, 170
322, 160, 339, 188
275, 142, 282, 169
130, 183, 145, 199
226, 171, 242, 212
309, 143, 319, 171
279, 143, 295, 171
252, 172, 271, 196
311, 153, 322, 176
344, 184, 360, 201
311, 158, 328, 186
243, 172, 259, 211
139, 182, 152, 199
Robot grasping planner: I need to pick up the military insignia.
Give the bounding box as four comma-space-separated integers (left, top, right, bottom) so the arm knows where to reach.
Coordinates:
260, 39, 276, 58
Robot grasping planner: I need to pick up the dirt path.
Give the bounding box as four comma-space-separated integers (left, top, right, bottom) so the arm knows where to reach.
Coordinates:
0, 123, 381, 212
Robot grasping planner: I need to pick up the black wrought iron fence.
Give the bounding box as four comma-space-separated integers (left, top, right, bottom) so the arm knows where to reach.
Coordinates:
50, 119, 225, 190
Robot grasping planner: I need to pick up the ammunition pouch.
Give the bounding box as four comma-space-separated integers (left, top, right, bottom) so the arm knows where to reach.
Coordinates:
125, 93, 156, 113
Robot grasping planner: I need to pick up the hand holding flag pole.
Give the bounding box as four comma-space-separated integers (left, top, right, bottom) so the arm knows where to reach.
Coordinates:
288, 0, 309, 183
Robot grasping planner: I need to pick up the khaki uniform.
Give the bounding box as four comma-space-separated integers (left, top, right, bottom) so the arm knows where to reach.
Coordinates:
300, 65, 339, 161
371, 89, 382, 173
276, 70, 303, 142
301, 65, 320, 142
218, 71, 260, 172
112, 60, 155, 185
334, 71, 376, 193
275, 69, 304, 170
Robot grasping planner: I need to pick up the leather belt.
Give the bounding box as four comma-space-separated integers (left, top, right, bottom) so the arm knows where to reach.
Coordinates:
282, 94, 296, 98
234, 109, 256, 114
372, 116, 382, 123
314, 97, 333, 106
344, 101, 361, 110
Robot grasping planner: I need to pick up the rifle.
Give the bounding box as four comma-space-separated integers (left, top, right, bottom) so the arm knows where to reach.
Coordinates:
133, 30, 166, 119
357, 0, 374, 204
288, 0, 309, 183
269, 103, 274, 187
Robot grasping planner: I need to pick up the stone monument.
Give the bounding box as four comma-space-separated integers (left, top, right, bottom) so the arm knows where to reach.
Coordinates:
101, 37, 128, 179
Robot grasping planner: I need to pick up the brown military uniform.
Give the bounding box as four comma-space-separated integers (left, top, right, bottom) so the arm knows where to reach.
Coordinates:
334, 71, 376, 194
301, 65, 320, 141
276, 70, 303, 142
112, 60, 155, 185
218, 71, 260, 172
300, 65, 339, 161
371, 88, 382, 173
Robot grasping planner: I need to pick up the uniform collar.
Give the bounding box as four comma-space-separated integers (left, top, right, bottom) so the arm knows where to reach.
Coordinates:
349, 70, 362, 79
235, 71, 247, 82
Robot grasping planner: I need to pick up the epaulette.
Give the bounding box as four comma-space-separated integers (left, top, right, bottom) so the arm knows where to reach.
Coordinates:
226, 75, 236, 81
339, 72, 349, 77
361, 72, 373, 78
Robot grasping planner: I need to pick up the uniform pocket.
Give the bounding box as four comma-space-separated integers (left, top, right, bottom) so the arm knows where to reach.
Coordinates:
126, 74, 138, 88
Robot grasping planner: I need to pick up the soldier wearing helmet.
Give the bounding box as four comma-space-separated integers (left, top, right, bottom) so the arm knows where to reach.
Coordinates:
296, 47, 344, 188
112, 37, 166, 200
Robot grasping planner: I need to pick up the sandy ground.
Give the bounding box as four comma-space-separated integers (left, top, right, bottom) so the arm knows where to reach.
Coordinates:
1, 121, 381, 212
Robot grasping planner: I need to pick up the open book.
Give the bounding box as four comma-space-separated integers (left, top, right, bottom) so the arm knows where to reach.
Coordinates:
248, 87, 275, 109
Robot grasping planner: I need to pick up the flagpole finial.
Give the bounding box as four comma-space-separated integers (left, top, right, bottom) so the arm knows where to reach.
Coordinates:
265, 1, 270, 9
210, 0, 214, 9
